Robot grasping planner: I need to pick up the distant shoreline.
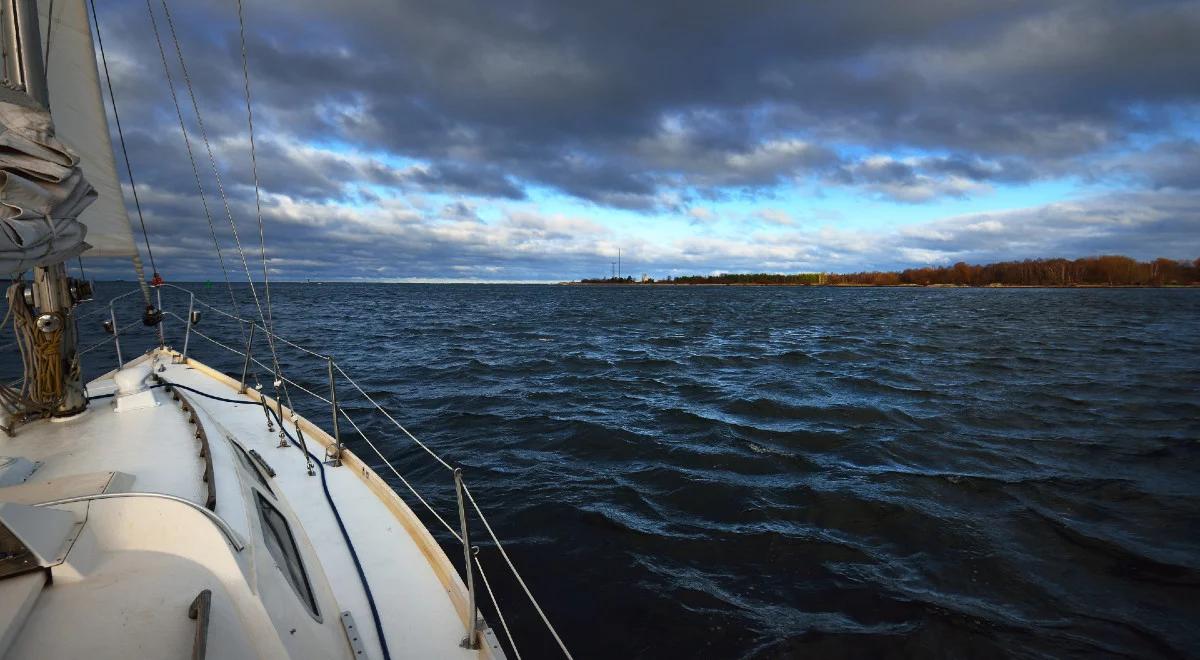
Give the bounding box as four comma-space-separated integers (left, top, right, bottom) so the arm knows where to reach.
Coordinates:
573, 255, 1200, 288
563, 282, 1200, 288
72, 280, 1200, 288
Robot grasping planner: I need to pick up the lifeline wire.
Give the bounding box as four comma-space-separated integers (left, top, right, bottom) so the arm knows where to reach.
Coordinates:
95, 284, 568, 658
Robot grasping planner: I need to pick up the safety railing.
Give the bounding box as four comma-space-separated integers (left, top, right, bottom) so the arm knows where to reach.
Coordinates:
85, 283, 571, 660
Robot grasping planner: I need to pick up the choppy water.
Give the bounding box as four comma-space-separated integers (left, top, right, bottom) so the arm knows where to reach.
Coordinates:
59, 284, 1200, 657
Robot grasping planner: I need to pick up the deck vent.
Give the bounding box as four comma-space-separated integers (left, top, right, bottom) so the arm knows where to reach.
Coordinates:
112, 364, 162, 413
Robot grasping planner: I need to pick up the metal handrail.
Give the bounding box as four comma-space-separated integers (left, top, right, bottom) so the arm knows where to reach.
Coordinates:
35, 492, 246, 551
93, 284, 571, 659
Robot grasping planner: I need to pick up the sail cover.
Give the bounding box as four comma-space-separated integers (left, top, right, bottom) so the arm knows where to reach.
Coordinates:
39, 0, 136, 260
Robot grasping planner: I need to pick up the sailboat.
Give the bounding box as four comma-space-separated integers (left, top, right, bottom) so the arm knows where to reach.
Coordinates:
0, 1, 568, 658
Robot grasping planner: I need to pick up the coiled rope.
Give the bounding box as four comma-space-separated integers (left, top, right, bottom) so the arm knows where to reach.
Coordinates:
0, 281, 71, 425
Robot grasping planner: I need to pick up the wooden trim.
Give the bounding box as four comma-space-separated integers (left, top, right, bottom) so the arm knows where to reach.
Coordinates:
172, 386, 217, 511
188, 589, 213, 660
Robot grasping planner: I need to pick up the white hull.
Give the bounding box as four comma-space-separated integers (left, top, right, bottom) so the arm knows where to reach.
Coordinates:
0, 348, 503, 659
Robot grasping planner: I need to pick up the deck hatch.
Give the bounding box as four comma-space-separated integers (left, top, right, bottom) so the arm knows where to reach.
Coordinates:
254, 492, 319, 617
232, 443, 273, 494
0, 519, 39, 581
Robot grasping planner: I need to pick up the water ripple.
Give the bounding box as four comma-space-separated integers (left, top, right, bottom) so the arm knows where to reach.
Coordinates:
73, 283, 1200, 659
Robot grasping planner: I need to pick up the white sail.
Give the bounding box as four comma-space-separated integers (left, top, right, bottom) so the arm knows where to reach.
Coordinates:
38, 0, 136, 259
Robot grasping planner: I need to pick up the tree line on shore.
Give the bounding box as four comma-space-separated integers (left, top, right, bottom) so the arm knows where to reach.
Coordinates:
582, 256, 1200, 286
824, 255, 1200, 286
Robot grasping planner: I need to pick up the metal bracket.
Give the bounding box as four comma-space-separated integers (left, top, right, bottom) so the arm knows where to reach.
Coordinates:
340, 610, 368, 658
247, 449, 276, 477
327, 357, 343, 466
454, 468, 480, 650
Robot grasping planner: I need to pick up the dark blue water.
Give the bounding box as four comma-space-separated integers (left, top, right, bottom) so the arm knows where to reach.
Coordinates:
52, 284, 1200, 657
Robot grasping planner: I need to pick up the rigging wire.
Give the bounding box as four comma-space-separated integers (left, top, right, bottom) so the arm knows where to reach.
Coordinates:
233, 0, 297, 473
87, 0, 157, 304
43, 0, 55, 70
234, 0, 274, 335
157, 0, 309, 475
143, 0, 245, 339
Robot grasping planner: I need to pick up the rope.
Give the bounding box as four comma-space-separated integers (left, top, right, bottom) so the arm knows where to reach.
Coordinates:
3, 282, 57, 408
1, 283, 33, 412
144, 0, 243, 336
0, 280, 85, 424
463, 484, 573, 659
88, 0, 156, 303
154, 379, 393, 660
262, 393, 392, 660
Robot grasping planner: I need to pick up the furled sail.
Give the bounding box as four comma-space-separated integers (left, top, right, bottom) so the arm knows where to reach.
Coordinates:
0, 0, 135, 274
0, 92, 93, 273
39, 0, 137, 259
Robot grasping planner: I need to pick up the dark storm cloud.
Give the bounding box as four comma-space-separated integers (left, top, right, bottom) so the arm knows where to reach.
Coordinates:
1095, 139, 1200, 191
406, 163, 526, 200
77, 0, 1200, 279
93, 0, 1200, 203
824, 154, 1042, 202
267, 0, 1197, 191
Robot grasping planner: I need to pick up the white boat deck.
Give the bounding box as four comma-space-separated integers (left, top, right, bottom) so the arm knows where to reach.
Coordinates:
0, 349, 501, 659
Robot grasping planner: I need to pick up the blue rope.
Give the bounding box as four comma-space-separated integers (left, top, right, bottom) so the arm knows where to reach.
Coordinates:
264, 401, 393, 660
98, 380, 393, 660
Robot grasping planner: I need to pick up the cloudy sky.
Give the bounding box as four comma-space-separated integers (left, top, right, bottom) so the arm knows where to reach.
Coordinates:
80, 0, 1199, 281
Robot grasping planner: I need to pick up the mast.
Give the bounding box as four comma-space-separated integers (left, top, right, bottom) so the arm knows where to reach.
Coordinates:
2, 0, 48, 105
3, 0, 87, 416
